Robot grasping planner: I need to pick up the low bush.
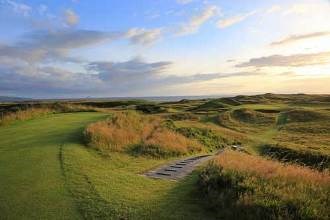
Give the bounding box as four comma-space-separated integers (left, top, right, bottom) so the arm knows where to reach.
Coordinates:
198, 150, 330, 219
84, 111, 202, 157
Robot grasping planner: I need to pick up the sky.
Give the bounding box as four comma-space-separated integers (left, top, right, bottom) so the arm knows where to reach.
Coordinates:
0, 0, 330, 98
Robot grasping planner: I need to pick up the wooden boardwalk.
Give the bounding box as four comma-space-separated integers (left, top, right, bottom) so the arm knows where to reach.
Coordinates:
144, 154, 214, 180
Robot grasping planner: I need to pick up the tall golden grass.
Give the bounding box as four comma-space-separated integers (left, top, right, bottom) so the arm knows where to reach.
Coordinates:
84, 111, 202, 156
215, 150, 329, 185
0, 103, 100, 126
0, 108, 53, 125
199, 150, 330, 219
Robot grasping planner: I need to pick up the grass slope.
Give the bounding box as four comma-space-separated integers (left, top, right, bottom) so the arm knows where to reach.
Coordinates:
0, 112, 214, 219
0, 113, 108, 219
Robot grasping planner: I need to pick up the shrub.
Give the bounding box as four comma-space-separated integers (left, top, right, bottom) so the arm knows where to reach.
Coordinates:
198, 150, 330, 219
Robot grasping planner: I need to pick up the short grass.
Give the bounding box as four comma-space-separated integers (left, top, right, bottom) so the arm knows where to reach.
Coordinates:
63, 146, 215, 219
0, 113, 107, 219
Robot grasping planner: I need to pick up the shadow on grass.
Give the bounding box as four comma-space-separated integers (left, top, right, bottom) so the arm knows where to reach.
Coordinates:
260, 144, 330, 170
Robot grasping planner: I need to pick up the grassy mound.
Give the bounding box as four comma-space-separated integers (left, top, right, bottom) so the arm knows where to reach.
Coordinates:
167, 113, 200, 121
135, 104, 167, 114
272, 109, 330, 166
193, 100, 228, 111
279, 109, 327, 124
84, 111, 202, 157
217, 97, 241, 106
175, 127, 227, 151
198, 150, 330, 219
231, 108, 275, 125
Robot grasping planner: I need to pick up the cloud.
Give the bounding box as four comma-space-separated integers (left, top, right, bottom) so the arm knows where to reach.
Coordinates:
88, 58, 172, 83
283, 3, 311, 15
2, 0, 32, 16
266, 5, 281, 14
87, 58, 263, 92
0, 29, 120, 64
0, 65, 103, 96
125, 28, 162, 45
176, 5, 218, 36
0, 47, 263, 97
270, 31, 330, 46
37, 4, 48, 15
64, 9, 79, 26
236, 51, 330, 68
217, 11, 256, 28
176, 0, 193, 5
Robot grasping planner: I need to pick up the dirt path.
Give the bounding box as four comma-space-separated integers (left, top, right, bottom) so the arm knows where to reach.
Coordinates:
145, 152, 221, 180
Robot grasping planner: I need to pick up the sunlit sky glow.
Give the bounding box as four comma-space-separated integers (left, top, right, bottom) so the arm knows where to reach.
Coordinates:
0, 0, 330, 98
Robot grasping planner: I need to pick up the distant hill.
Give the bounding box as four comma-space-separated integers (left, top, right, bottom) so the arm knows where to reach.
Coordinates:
0, 96, 33, 102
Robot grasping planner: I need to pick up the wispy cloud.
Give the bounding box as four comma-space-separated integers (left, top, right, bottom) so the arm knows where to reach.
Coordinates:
2, 0, 32, 16
176, 5, 218, 36
236, 51, 330, 67
217, 11, 256, 28
270, 31, 330, 46
0, 29, 120, 64
64, 9, 79, 26
283, 3, 311, 15
88, 58, 172, 83
125, 28, 162, 45
266, 5, 281, 14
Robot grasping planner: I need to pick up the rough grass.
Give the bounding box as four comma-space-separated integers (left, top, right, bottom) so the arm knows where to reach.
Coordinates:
0, 103, 99, 126
0, 107, 53, 125
231, 108, 276, 125
167, 112, 200, 121
84, 111, 203, 157
261, 144, 330, 170
193, 99, 229, 111
175, 127, 228, 151
263, 109, 330, 169
280, 109, 328, 124
198, 150, 330, 219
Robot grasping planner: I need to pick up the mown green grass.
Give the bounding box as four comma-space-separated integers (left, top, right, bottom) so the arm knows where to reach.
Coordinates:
0, 112, 215, 219
63, 146, 215, 219
0, 113, 108, 219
